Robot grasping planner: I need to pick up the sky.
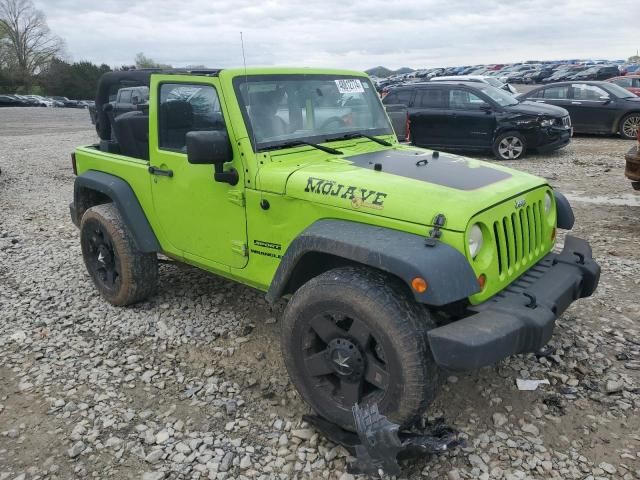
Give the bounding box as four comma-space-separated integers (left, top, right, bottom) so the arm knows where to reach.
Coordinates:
35, 0, 639, 71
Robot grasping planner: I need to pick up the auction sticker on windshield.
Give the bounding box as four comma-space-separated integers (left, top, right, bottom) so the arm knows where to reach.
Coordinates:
335, 79, 364, 94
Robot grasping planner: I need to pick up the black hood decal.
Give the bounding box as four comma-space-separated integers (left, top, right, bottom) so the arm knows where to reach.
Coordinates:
347, 149, 511, 190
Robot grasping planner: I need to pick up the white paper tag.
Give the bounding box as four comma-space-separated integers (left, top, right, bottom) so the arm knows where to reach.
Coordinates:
335, 79, 364, 94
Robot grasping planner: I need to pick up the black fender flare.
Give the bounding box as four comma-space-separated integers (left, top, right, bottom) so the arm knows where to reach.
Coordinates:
554, 191, 574, 230
72, 170, 161, 252
265, 219, 480, 306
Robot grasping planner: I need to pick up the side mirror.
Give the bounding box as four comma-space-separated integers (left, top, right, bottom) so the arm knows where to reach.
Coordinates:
480, 104, 493, 113
186, 130, 238, 185
131, 96, 139, 105
600, 96, 611, 104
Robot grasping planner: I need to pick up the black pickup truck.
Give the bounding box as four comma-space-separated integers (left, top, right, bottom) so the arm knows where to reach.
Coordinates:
88, 86, 149, 135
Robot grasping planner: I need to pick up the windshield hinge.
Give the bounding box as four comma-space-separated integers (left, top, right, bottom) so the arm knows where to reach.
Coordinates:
231, 241, 248, 257
228, 190, 245, 207
425, 213, 446, 247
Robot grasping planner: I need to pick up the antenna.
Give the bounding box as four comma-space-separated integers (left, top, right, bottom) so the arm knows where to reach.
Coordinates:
240, 32, 262, 198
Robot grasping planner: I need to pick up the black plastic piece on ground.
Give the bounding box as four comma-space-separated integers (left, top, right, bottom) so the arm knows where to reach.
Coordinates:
303, 404, 461, 478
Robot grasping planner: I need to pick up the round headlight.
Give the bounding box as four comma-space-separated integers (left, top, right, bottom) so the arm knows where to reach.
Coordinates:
468, 224, 483, 258
544, 191, 553, 214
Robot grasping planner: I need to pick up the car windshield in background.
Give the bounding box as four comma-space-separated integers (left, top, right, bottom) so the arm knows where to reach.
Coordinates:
484, 77, 504, 88
603, 83, 636, 99
234, 75, 393, 151
478, 85, 519, 106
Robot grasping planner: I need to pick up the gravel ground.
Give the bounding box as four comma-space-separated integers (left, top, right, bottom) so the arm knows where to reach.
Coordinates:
0, 107, 639, 480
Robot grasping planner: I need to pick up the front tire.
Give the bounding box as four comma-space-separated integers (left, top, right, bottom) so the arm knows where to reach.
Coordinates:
281, 266, 439, 431
620, 113, 640, 140
492, 131, 526, 160
80, 203, 158, 306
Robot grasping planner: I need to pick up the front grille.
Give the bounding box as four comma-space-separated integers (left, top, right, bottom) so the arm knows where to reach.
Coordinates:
492, 200, 545, 277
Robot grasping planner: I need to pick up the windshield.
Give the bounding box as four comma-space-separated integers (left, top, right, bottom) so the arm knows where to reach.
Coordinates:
604, 83, 636, 98
478, 85, 519, 106
234, 75, 393, 151
484, 77, 504, 88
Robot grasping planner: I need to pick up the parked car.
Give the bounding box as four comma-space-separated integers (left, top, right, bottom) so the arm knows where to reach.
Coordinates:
22, 94, 54, 107
382, 81, 571, 160
430, 75, 518, 94
522, 67, 556, 84
518, 81, 640, 139
0, 95, 22, 107
569, 65, 620, 81
607, 75, 640, 96
543, 66, 587, 83
51, 96, 80, 108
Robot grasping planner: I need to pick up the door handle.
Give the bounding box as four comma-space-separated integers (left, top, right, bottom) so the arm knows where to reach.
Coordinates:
148, 166, 174, 177
571, 101, 582, 105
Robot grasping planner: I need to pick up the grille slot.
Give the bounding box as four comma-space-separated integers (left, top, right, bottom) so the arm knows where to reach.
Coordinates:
493, 200, 544, 276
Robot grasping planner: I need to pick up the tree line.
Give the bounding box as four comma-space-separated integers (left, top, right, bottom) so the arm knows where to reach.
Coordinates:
0, 0, 171, 99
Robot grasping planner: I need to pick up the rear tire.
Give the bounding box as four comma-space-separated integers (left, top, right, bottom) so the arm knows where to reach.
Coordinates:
492, 131, 527, 160
281, 266, 439, 431
620, 113, 640, 140
80, 203, 158, 306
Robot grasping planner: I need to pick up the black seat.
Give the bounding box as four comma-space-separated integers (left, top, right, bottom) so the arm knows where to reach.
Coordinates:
113, 111, 149, 160
159, 100, 194, 150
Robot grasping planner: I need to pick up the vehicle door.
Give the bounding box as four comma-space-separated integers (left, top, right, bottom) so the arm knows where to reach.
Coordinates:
568, 83, 618, 132
149, 78, 248, 269
446, 87, 496, 148
528, 84, 572, 114
382, 89, 414, 140
408, 87, 450, 147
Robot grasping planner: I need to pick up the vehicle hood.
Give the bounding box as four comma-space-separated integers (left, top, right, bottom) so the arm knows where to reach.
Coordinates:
507, 101, 568, 117
267, 146, 547, 232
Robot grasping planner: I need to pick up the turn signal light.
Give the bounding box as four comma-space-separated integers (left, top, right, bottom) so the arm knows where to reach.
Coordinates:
478, 274, 487, 290
411, 277, 428, 293
71, 152, 77, 176
551, 227, 556, 241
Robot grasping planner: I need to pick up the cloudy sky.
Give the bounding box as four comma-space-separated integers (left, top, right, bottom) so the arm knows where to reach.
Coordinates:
35, 0, 638, 70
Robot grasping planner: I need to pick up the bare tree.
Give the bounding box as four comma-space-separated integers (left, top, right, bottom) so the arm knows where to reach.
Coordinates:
0, 0, 63, 87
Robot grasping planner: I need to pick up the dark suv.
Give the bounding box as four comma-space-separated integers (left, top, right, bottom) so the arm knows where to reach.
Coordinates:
383, 81, 572, 160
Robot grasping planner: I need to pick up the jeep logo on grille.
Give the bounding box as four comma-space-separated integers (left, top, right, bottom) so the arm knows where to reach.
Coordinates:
515, 198, 526, 208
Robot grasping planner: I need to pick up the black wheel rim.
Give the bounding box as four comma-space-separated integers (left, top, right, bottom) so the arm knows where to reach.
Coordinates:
82, 221, 121, 293
300, 310, 390, 410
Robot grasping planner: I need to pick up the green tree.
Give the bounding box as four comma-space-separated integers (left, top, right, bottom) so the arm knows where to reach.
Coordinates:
134, 52, 171, 69
0, 0, 63, 89
40, 58, 111, 99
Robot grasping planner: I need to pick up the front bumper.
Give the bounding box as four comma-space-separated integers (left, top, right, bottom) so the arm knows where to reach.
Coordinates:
427, 235, 600, 370
533, 128, 571, 153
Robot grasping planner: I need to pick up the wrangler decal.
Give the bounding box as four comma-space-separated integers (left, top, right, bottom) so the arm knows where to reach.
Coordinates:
304, 176, 387, 209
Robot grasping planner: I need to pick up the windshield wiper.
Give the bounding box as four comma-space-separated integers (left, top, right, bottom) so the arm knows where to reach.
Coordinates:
335, 133, 393, 147
271, 140, 343, 155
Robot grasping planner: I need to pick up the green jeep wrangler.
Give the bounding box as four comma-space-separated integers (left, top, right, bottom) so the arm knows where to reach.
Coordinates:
70, 67, 600, 431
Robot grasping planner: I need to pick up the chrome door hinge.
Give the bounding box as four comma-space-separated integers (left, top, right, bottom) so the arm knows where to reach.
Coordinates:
231, 241, 248, 257
228, 190, 245, 207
